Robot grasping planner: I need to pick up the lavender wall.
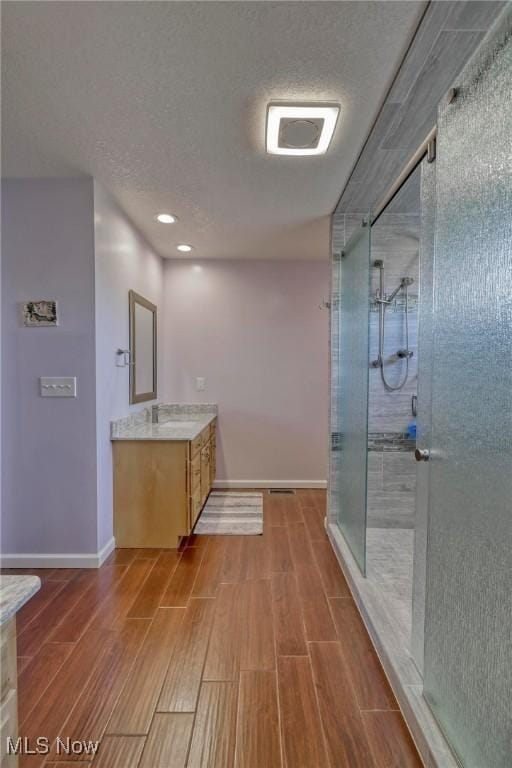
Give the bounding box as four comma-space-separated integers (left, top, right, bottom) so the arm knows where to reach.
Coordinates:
1, 178, 98, 555
94, 183, 163, 551
2, 180, 328, 558
162, 259, 330, 485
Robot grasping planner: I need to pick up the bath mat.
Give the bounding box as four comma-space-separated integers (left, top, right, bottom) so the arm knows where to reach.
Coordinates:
194, 492, 263, 535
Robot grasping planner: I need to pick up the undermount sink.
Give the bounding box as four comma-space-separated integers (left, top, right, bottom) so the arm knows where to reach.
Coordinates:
160, 420, 199, 429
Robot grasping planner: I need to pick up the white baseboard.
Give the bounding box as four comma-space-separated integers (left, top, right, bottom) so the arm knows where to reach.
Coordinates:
0, 537, 116, 570
212, 479, 327, 490
98, 537, 116, 566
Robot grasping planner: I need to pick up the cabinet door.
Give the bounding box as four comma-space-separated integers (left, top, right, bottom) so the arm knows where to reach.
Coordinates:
201, 443, 211, 503
113, 441, 188, 548
191, 485, 202, 528
190, 452, 201, 494
210, 438, 216, 486
0, 618, 18, 768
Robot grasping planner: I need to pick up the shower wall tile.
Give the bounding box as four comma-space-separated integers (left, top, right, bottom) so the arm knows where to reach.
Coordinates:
367, 489, 415, 529
383, 452, 416, 492
368, 433, 415, 452
367, 445, 416, 528
382, 30, 484, 152
443, 1, 506, 33
386, 2, 454, 103
387, 171, 421, 213
369, 212, 420, 433
335, 0, 504, 214
367, 452, 383, 492
349, 103, 403, 184
369, 389, 417, 432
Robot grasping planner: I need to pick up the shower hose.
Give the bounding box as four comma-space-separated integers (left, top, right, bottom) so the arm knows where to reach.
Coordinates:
379, 282, 410, 392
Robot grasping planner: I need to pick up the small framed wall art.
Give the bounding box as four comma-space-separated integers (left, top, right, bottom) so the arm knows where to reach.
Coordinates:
22, 300, 58, 327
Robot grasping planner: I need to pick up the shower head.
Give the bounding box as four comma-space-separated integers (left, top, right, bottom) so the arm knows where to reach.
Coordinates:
385, 276, 414, 304
373, 259, 384, 268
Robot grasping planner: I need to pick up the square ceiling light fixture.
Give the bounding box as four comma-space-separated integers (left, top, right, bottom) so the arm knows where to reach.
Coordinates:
266, 102, 340, 156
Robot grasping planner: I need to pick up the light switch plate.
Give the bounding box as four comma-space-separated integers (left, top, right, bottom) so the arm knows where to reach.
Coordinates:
40, 376, 77, 397
196, 377, 205, 392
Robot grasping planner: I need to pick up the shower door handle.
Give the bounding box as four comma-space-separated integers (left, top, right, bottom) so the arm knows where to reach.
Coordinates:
415, 448, 430, 462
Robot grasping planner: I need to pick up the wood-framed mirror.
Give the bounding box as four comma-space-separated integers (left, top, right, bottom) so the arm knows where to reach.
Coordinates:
129, 290, 157, 404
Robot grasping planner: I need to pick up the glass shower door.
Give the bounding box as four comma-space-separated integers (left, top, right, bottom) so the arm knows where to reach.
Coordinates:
423, 10, 512, 767
336, 218, 371, 573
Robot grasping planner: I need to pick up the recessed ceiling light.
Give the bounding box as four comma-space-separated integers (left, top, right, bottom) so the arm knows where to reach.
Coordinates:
177, 244, 193, 252
266, 102, 340, 156
155, 213, 177, 224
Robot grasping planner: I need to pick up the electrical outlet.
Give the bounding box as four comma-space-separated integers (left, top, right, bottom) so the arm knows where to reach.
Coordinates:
196, 377, 205, 392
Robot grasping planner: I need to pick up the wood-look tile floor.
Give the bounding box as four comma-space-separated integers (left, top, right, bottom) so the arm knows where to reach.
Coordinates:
4, 490, 423, 768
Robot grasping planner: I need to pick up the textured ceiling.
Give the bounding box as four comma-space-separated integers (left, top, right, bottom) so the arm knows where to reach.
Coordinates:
2, 1, 425, 259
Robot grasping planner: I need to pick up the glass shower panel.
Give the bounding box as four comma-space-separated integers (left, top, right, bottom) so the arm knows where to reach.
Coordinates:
336, 218, 371, 573
423, 9, 512, 767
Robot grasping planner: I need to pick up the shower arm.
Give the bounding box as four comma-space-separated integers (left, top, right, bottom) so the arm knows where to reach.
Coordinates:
375, 276, 412, 305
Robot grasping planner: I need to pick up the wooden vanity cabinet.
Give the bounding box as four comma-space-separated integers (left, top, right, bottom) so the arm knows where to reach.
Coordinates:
0, 618, 18, 767
113, 419, 216, 549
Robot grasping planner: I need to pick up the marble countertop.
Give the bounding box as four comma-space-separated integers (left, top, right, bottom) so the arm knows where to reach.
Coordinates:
111, 413, 216, 441
111, 403, 217, 441
0, 575, 41, 626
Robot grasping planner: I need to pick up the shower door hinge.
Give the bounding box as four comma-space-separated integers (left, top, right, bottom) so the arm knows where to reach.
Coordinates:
427, 136, 436, 163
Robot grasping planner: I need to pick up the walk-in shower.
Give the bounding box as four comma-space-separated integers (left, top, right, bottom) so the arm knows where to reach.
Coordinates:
372, 259, 414, 391
329, 8, 512, 767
